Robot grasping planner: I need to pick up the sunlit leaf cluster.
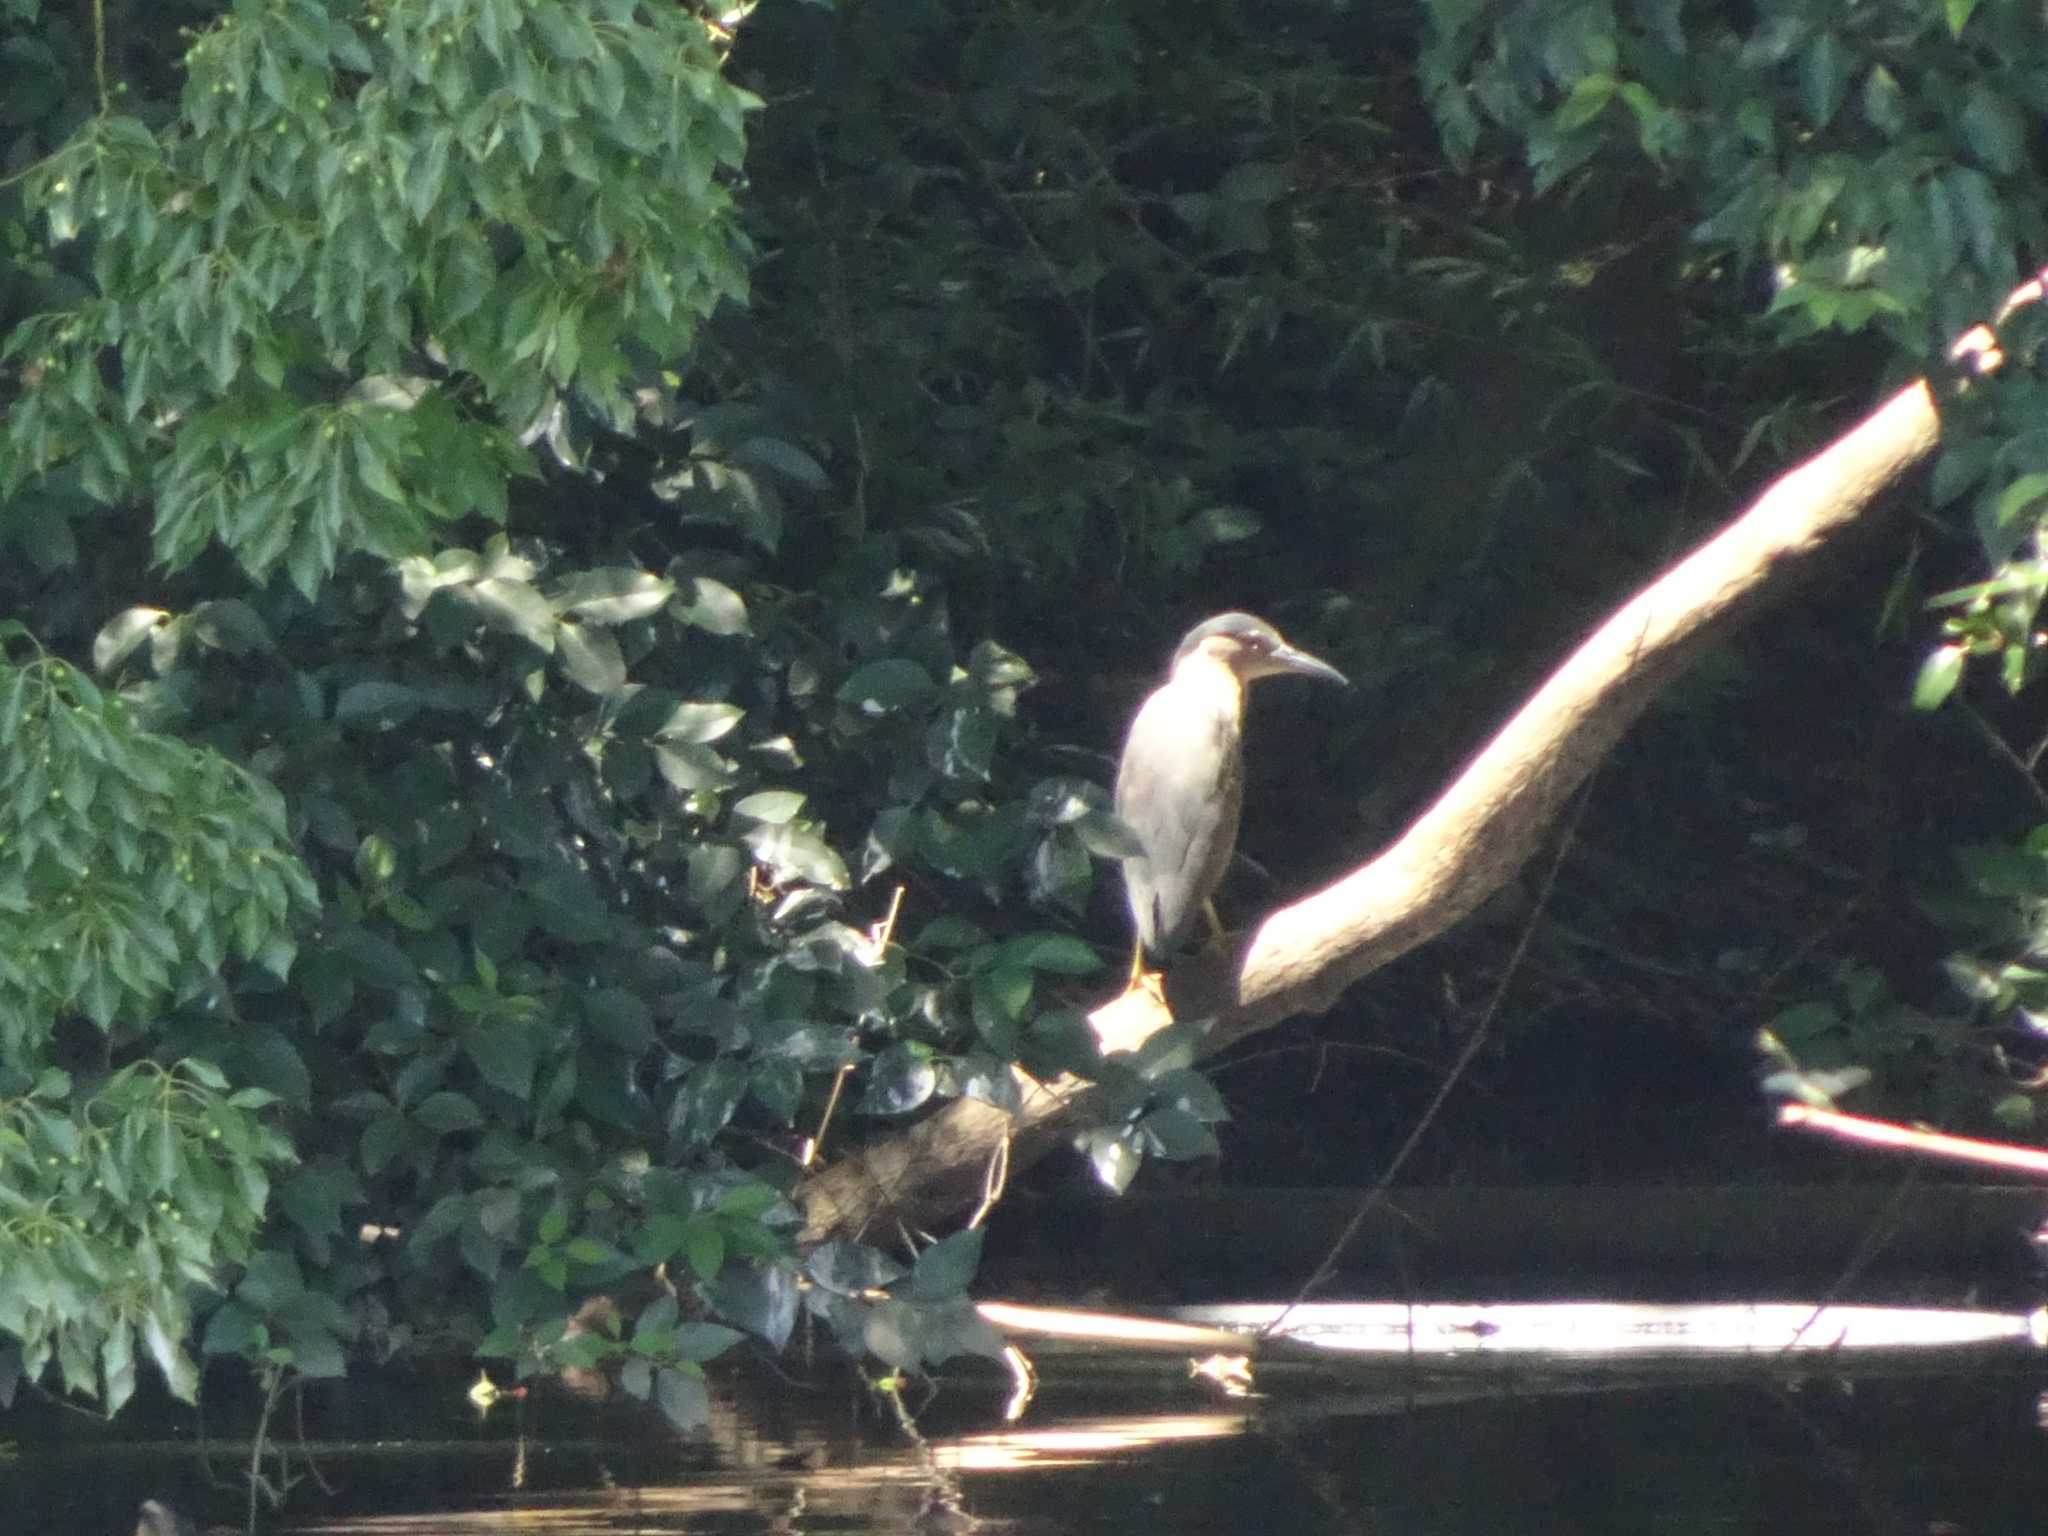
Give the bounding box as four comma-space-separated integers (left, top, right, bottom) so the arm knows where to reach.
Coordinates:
71, 515, 1122, 1411
2, 0, 754, 593
0, 638, 317, 1061
1420, 0, 2048, 343
0, 1060, 294, 1413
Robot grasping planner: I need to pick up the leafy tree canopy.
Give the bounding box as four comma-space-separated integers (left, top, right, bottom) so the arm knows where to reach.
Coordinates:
1, 0, 2047, 1448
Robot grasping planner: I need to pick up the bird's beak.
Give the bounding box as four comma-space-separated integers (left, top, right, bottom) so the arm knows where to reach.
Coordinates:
1267, 642, 1348, 686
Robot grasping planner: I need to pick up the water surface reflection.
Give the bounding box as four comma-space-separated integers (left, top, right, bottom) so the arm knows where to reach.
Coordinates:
22, 1329, 2048, 1535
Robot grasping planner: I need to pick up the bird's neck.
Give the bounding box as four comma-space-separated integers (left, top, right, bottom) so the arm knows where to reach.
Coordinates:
1169, 652, 1247, 716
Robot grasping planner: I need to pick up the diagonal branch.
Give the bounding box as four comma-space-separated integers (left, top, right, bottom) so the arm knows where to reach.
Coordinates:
798, 273, 2047, 1245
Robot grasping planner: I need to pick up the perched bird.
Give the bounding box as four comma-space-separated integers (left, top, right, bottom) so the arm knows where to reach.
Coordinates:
1113, 612, 1346, 978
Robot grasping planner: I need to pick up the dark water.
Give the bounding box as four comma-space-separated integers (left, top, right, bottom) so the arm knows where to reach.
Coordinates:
14, 1346, 2048, 1536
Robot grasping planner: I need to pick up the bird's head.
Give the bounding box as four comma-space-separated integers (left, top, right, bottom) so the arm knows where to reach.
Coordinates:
1172, 612, 1348, 687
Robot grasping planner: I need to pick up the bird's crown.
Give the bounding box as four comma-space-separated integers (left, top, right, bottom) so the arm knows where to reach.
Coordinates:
1173, 611, 1286, 661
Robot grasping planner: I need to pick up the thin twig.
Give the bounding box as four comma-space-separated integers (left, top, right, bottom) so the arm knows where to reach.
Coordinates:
245, 1366, 291, 1533
1778, 1164, 1920, 1360
1778, 1102, 2048, 1175
964, 1134, 1009, 1229
92, 0, 110, 116
1958, 701, 2048, 812
800, 886, 905, 1169
289, 1375, 337, 1496
1260, 773, 1599, 1336
799, 1065, 852, 1171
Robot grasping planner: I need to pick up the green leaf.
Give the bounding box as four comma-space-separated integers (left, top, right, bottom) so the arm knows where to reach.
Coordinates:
750, 1058, 802, 1122
1861, 65, 1904, 138
554, 569, 676, 624
1022, 1008, 1106, 1080
190, 600, 277, 656
860, 1300, 922, 1369
837, 659, 938, 714
583, 987, 653, 1053
1944, 166, 2001, 271
958, 1056, 1023, 1113
710, 1260, 799, 1349
671, 575, 749, 635
1552, 75, 1615, 133
556, 620, 628, 695
348, 374, 430, 411
715, 1182, 782, 1219
731, 436, 828, 491
655, 742, 730, 791
1187, 504, 1261, 547
284, 1325, 347, 1378
636, 1214, 690, 1266
656, 701, 744, 744
1766, 1000, 1843, 1044
967, 640, 1035, 690
361, 1113, 414, 1174
279, 1161, 361, 1239
1072, 810, 1145, 859
414, 1091, 486, 1132
745, 822, 850, 889
1796, 34, 1845, 129
861, 1043, 937, 1115
465, 1019, 539, 1099
1080, 1127, 1142, 1194
672, 1058, 748, 1148
1993, 473, 2048, 530
909, 1227, 983, 1301
1009, 932, 1104, 975
141, 1308, 200, 1402
539, 1201, 571, 1245
0, 37, 65, 126
333, 681, 423, 726
686, 843, 745, 915
733, 790, 805, 824
1960, 86, 2025, 175
1912, 645, 1966, 711
1138, 1105, 1220, 1160
1152, 1067, 1230, 1123
93, 608, 170, 673
675, 1321, 745, 1362
683, 1221, 725, 1284
655, 1365, 710, 1432
469, 578, 557, 651
915, 916, 989, 952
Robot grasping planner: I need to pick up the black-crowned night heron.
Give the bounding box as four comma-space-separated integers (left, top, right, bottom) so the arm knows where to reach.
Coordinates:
1114, 612, 1347, 979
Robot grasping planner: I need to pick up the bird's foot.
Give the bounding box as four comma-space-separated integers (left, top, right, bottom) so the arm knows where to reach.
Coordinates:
1126, 967, 1169, 1010
1122, 943, 1169, 1008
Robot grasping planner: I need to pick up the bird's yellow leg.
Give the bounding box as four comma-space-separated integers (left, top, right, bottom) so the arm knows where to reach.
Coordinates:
1124, 941, 1169, 1007
1202, 900, 1227, 951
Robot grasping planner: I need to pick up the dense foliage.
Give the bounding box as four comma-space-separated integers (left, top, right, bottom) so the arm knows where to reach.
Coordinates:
1409, 0, 2048, 1134
3, 0, 2048, 1453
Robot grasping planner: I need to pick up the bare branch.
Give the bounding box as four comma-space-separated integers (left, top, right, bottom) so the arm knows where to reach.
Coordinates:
1779, 1103, 2048, 1177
